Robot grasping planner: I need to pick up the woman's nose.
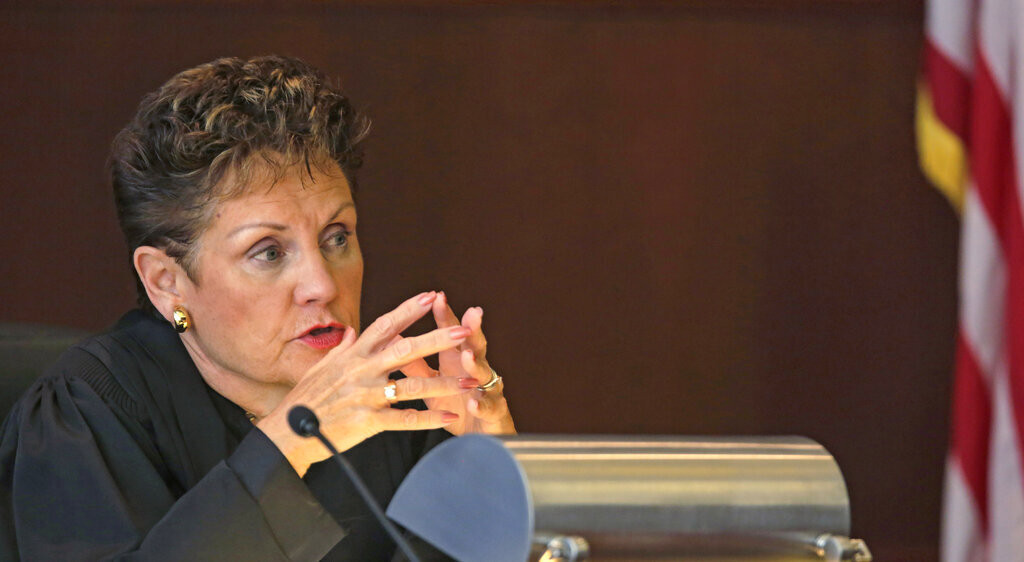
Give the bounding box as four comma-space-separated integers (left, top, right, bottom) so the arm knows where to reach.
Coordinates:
294, 252, 339, 305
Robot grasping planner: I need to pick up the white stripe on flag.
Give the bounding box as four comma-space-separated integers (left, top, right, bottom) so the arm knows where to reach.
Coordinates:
978, 0, 1015, 97
942, 455, 987, 562
988, 370, 1024, 562
1013, 13, 1024, 279
960, 187, 1007, 381
926, 0, 976, 72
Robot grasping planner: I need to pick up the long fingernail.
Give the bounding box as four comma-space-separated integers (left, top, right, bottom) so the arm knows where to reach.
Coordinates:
458, 377, 478, 389
449, 326, 471, 339
418, 291, 437, 306
442, 412, 459, 423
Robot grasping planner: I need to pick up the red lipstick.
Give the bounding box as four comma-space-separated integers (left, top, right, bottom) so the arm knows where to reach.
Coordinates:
298, 323, 346, 350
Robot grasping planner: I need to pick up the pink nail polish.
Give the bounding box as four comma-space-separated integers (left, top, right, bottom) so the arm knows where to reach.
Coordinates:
442, 412, 459, 423
458, 377, 478, 389
418, 292, 436, 306
449, 326, 471, 339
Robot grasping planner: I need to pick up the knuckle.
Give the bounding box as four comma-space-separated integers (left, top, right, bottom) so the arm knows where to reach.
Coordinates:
350, 407, 369, 426
406, 377, 425, 396
364, 407, 382, 430
358, 385, 378, 404
373, 314, 395, 337
391, 338, 413, 361
401, 410, 418, 428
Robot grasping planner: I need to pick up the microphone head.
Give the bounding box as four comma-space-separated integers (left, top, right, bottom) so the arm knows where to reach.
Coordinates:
288, 405, 319, 437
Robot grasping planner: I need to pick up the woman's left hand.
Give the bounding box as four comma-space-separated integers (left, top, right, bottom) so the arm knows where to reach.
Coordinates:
399, 292, 516, 435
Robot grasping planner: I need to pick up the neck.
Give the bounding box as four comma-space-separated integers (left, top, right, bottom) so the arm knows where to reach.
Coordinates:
179, 334, 293, 419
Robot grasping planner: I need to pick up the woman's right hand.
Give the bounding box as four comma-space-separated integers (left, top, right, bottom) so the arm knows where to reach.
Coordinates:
258, 291, 474, 477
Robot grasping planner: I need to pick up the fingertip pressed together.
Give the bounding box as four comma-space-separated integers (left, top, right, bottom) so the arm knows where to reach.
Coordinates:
416, 291, 438, 306
432, 291, 445, 313
461, 306, 483, 327
441, 412, 459, 423
448, 326, 471, 339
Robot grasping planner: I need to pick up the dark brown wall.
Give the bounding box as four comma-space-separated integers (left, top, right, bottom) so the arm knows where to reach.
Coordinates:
0, 1, 952, 559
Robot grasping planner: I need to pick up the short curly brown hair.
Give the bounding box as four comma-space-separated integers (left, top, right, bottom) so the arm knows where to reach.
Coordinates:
109, 55, 369, 315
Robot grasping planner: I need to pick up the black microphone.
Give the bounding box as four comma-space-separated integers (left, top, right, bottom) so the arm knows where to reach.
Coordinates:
288, 405, 321, 437
287, 406, 421, 562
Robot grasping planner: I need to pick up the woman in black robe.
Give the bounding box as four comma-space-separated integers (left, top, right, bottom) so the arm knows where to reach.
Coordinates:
0, 55, 515, 560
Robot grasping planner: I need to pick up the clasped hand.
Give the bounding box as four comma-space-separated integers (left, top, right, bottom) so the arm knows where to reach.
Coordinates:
261, 291, 515, 477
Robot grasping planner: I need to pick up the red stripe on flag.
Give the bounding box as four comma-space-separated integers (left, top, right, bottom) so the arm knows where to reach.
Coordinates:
996, 109, 1024, 510
1007, 209, 1024, 525
924, 38, 973, 140
967, 50, 1024, 506
951, 333, 993, 533
968, 56, 1015, 246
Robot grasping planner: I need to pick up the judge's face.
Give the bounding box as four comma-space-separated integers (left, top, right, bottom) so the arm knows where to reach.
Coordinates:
178, 161, 363, 388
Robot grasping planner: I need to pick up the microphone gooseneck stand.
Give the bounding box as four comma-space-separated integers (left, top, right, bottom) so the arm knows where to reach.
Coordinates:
287, 406, 422, 562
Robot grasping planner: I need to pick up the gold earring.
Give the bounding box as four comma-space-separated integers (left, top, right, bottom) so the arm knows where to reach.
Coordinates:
172, 305, 191, 333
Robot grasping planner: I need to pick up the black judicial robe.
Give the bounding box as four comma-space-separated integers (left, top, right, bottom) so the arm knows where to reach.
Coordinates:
0, 311, 452, 560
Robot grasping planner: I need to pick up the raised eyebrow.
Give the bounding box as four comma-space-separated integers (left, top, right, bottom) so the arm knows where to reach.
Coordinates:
325, 201, 356, 224
227, 202, 355, 239
228, 222, 287, 238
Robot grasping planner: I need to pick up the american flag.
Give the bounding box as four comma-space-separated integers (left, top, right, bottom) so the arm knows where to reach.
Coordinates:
917, 0, 1024, 560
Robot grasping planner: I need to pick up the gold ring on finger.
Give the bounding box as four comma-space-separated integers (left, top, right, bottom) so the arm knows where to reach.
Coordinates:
476, 367, 502, 392
383, 381, 399, 403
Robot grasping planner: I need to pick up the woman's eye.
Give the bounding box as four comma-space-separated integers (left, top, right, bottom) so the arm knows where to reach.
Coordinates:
253, 245, 284, 263
322, 228, 349, 250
